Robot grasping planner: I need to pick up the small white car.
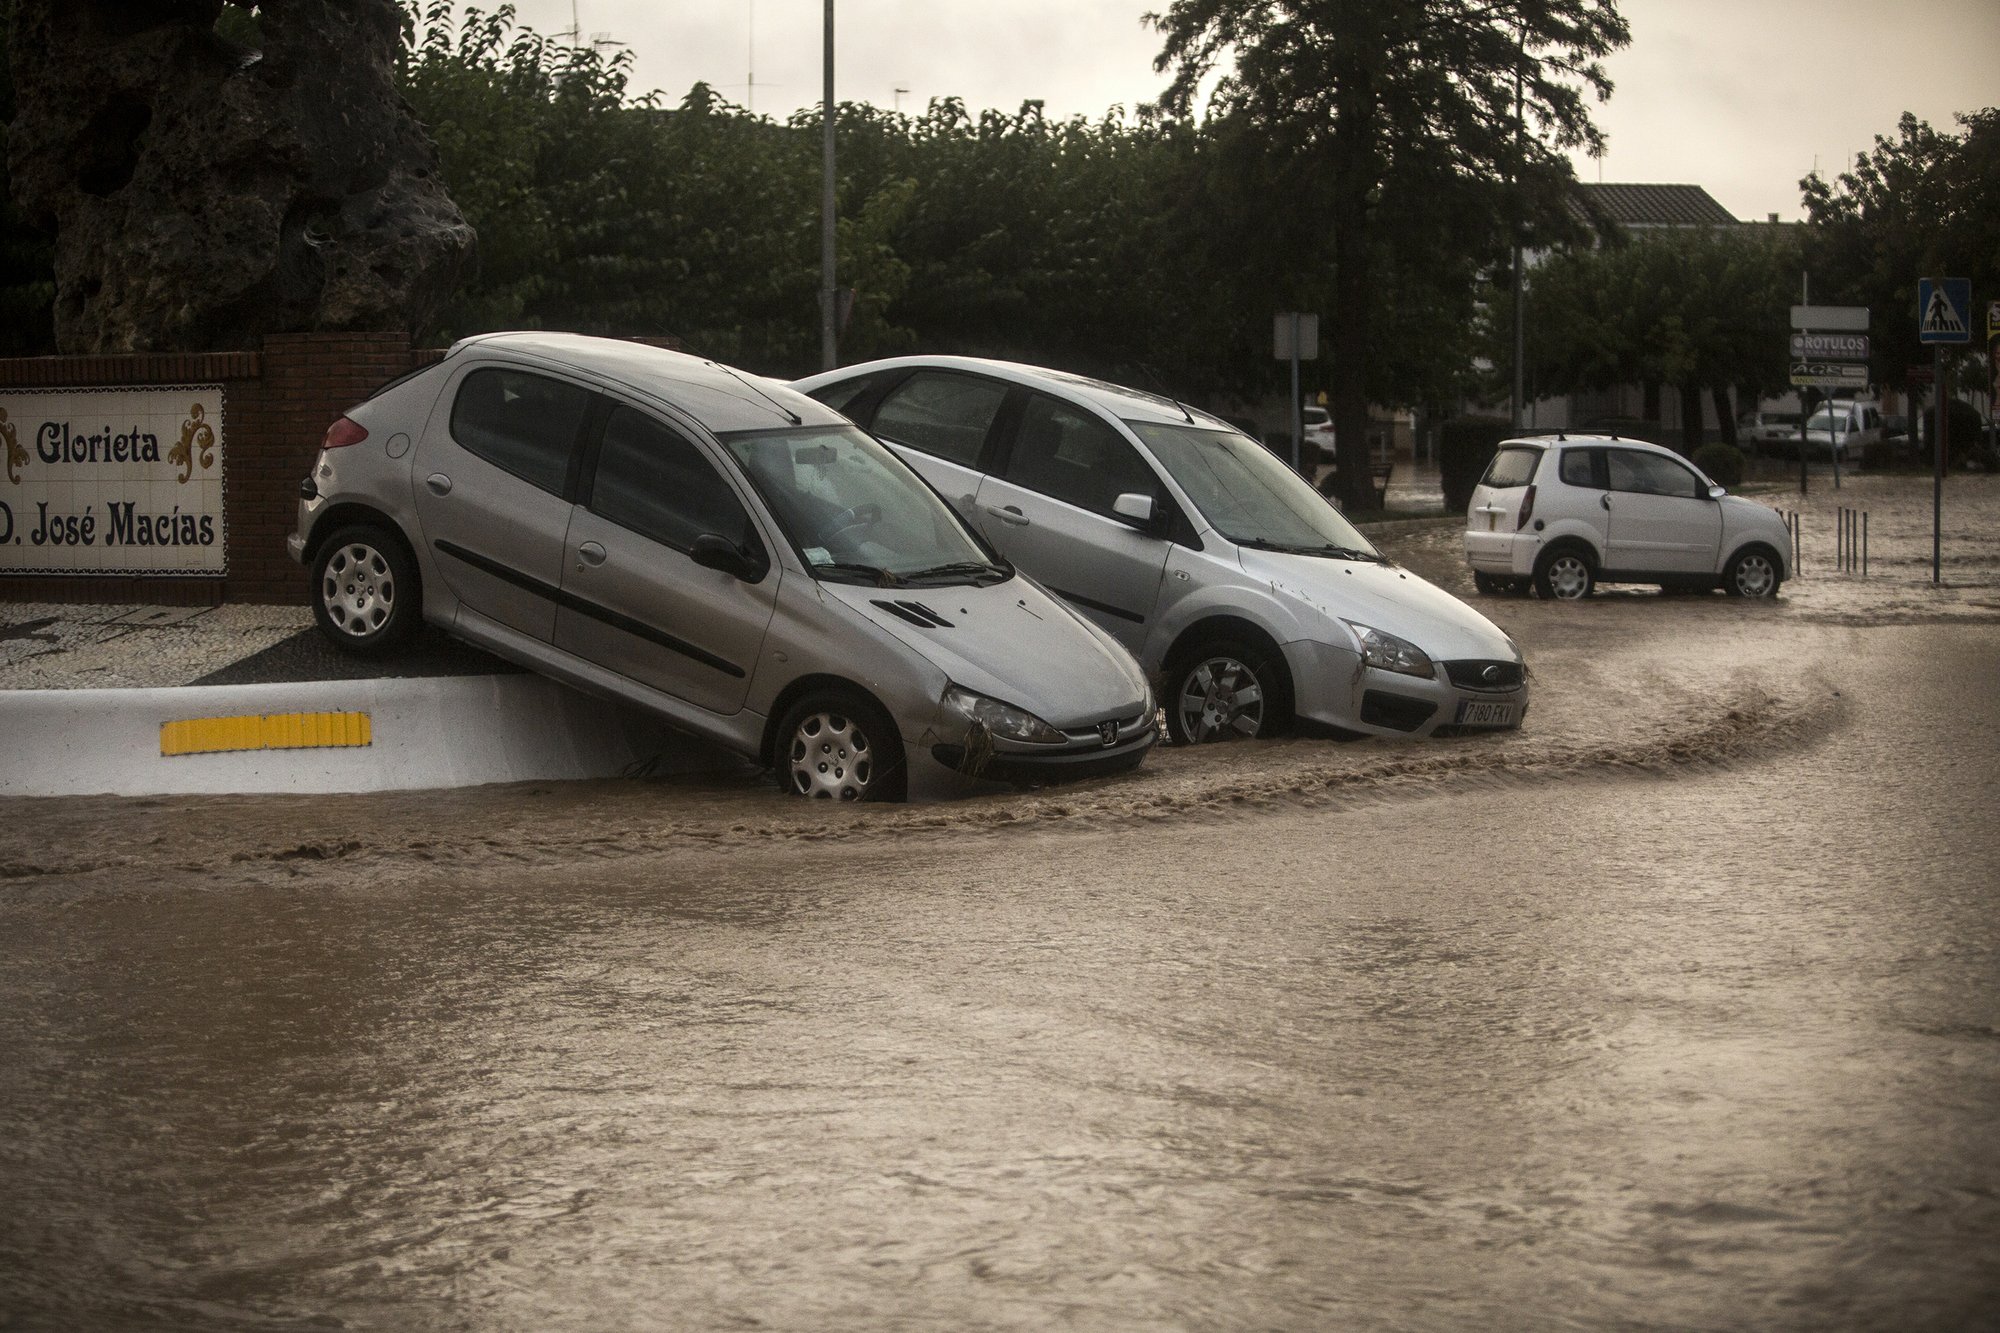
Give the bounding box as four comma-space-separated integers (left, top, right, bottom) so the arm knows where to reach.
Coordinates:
1464, 435, 1790, 599
1802, 399, 1884, 460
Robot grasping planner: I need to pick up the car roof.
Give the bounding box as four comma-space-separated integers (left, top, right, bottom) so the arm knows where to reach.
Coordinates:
805, 354, 1234, 430
448, 331, 843, 435
1498, 433, 1685, 455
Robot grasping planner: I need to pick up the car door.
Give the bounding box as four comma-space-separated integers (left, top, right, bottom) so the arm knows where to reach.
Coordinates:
862, 369, 1012, 526
553, 401, 779, 716
1602, 448, 1720, 575
973, 391, 1171, 652
411, 363, 593, 640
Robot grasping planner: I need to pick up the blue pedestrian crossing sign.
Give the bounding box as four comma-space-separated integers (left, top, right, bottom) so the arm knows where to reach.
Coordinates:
1918, 277, 1971, 343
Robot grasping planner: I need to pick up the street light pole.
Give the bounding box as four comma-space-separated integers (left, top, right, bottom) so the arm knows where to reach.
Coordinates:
819, 0, 837, 371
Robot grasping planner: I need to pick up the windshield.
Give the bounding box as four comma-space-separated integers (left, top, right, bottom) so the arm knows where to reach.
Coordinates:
721, 424, 1008, 586
1125, 421, 1381, 559
1806, 406, 1851, 431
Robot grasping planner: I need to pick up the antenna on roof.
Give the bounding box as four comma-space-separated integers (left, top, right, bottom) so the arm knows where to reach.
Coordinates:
712, 362, 802, 425
1134, 362, 1195, 423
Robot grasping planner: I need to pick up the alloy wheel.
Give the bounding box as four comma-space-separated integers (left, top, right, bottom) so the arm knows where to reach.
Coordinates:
786, 710, 876, 799
1176, 655, 1266, 742
321, 540, 397, 639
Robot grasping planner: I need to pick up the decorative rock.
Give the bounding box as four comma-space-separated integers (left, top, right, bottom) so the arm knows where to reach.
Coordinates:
6, 0, 474, 353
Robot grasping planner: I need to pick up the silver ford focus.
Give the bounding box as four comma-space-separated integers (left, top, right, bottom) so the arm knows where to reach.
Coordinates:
287, 333, 1156, 800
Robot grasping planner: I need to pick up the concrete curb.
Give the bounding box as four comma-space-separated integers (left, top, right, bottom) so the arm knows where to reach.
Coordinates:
0, 673, 699, 797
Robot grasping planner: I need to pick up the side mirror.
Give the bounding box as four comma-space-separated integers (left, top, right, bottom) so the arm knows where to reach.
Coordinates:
1707, 485, 1727, 500
690, 533, 763, 581
1112, 492, 1155, 525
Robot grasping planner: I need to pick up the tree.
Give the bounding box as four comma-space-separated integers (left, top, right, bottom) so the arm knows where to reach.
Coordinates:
1801, 109, 2000, 406
1149, 0, 1628, 507
1503, 223, 1800, 449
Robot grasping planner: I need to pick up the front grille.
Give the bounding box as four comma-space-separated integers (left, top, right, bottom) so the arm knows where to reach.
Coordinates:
1360, 690, 1437, 733
1443, 659, 1524, 691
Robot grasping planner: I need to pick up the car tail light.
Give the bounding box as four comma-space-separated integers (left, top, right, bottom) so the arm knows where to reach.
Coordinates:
1516, 483, 1536, 531
323, 416, 368, 449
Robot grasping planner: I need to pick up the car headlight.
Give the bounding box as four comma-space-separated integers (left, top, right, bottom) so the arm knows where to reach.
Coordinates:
941, 684, 1068, 745
1343, 622, 1435, 678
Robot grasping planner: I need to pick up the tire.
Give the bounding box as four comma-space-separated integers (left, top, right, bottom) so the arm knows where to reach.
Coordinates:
775, 690, 904, 801
1472, 570, 1502, 595
1534, 546, 1596, 601
1723, 546, 1782, 598
311, 524, 421, 656
1166, 639, 1292, 744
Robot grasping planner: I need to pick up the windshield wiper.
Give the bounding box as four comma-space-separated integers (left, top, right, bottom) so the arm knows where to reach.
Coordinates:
810, 561, 904, 586
900, 559, 1012, 586
1235, 536, 1383, 562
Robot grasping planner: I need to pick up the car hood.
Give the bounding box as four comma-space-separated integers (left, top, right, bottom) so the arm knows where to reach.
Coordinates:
1719, 495, 1782, 526
1235, 546, 1519, 662
817, 576, 1148, 725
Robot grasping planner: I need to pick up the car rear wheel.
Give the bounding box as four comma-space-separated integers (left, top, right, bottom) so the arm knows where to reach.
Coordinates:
1724, 547, 1782, 598
1166, 640, 1291, 744
775, 690, 904, 801
1534, 547, 1596, 601
311, 524, 420, 655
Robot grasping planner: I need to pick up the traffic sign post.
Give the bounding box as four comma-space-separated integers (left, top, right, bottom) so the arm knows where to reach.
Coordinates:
1274, 313, 1319, 474
1919, 279, 1971, 584
1789, 305, 1870, 493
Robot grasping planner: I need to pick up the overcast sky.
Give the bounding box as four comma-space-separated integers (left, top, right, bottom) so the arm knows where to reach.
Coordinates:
502, 0, 1998, 223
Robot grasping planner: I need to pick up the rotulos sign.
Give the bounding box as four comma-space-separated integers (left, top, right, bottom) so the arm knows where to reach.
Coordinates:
0, 386, 227, 575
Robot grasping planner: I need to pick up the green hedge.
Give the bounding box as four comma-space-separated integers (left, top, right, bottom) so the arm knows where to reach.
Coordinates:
1440, 416, 1513, 513
1692, 442, 1744, 489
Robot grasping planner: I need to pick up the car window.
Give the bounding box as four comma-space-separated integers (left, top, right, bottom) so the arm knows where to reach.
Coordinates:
1126, 420, 1379, 558
1558, 447, 1599, 487
722, 424, 1002, 584
1607, 449, 1701, 499
871, 371, 1008, 467
803, 373, 884, 417
1003, 393, 1158, 516
449, 367, 590, 495
588, 405, 757, 553
1483, 446, 1542, 489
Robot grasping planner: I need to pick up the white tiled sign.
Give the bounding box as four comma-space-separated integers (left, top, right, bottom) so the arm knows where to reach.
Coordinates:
0, 386, 227, 575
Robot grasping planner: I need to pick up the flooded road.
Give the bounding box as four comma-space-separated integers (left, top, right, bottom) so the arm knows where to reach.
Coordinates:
4, 481, 1999, 1330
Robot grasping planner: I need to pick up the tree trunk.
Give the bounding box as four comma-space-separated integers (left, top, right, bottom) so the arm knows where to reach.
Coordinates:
1678, 383, 1705, 453
1643, 381, 1662, 423
1712, 385, 1737, 447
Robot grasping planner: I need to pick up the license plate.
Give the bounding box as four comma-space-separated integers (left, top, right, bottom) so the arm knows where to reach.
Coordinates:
1456, 700, 1518, 727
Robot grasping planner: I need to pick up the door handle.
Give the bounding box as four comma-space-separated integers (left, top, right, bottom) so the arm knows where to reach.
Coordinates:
425, 473, 452, 496
576, 541, 607, 569
982, 504, 1030, 527
1600, 493, 1612, 510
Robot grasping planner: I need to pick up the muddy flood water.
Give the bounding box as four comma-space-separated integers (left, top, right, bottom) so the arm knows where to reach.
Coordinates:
3, 475, 1998, 1330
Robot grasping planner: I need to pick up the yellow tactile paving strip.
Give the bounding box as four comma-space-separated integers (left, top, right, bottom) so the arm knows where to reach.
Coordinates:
159, 711, 372, 757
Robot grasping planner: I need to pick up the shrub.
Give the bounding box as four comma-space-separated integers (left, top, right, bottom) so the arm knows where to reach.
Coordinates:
1439, 416, 1512, 513
1692, 441, 1744, 488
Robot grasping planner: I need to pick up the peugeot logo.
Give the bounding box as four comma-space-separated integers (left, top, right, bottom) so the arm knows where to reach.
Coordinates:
1098, 721, 1120, 747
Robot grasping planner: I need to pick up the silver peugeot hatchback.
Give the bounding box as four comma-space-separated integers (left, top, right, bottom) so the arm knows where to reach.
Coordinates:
287, 333, 1156, 800
793, 356, 1527, 742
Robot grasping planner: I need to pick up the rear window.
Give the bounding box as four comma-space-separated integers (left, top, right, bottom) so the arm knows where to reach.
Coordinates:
1481, 447, 1541, 489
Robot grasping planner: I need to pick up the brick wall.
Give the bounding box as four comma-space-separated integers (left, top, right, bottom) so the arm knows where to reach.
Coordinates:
0, 332, 423, 607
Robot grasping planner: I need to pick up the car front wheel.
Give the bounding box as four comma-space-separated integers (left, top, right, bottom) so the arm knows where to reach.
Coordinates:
311, 524, 420, 655
775, 690, 904, 801
1534, 547, 1596, 601
1167, 640, 1291, 744
1724, 547, 1782, 598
